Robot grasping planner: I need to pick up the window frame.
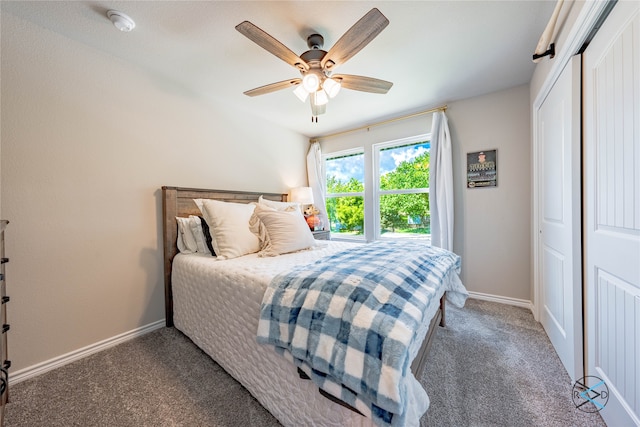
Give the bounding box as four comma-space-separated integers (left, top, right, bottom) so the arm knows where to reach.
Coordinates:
323, 133, 431, 242
323, 147, 366, 241
373, 134, 431, 241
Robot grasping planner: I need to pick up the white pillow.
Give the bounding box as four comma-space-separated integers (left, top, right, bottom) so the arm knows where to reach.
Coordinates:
176, 217, 198, 253
249, 203, 316, 257
176, 216, 213, 255
197, 199, 260, 260
188, 215, 210, 254
193, 198, 206, 214
258, 195, 300, 212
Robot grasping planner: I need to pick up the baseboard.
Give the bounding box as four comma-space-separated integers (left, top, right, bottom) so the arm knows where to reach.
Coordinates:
467, 291, 534, 313
9, 319, 165, 385
8, 294, 532, 384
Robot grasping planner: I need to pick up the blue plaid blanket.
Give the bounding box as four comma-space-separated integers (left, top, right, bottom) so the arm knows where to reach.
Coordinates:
257, 241, 467, 426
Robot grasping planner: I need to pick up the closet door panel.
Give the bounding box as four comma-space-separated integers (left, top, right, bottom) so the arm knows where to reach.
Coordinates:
584, 1, 640, 425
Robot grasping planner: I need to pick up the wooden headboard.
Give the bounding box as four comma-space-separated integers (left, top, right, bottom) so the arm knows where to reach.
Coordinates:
161, 186, 287, 326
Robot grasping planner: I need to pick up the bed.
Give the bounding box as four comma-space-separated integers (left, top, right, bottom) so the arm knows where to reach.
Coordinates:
161, 186, 467, 426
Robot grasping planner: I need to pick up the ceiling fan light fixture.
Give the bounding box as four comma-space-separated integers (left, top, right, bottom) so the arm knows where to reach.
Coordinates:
313, 90, 329, 106
236, 8, 391, 121
293, 85, 309, 102
302, 73, 320, 93
323, 78, 341, 98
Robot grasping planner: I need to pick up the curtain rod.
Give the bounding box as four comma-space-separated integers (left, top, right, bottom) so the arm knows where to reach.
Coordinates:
309, 104, 447, 144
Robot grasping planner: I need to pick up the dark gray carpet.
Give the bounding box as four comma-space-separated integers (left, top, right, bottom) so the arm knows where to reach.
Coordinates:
421, 299, 605, 427
5, 328, 281, 427
5, 299, 605, 426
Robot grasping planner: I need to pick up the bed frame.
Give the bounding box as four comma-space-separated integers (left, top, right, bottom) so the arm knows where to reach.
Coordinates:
161, 186, 445, 393
162, 186, 286, 327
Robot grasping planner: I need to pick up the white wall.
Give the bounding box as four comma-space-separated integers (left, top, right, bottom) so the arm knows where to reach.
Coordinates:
1, 13, 308, 372
450, 86, 531, 301
321, 85, 532, 302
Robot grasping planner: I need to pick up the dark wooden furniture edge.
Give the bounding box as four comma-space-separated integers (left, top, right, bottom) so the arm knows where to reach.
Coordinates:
161, 186, 287, 327
410, 295, 446, 377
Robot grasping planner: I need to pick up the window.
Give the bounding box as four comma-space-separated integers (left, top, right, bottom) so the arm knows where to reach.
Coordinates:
324, 135, 430, 242
325, 150, 365, 239
375, 139, 430, 241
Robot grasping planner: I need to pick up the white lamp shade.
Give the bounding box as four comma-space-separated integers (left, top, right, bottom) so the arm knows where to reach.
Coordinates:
302, 73, 320, 92
323, 78, 341, 98
290, 187, 314, 204
313, 90, 329, 106
293, 85, 309, 102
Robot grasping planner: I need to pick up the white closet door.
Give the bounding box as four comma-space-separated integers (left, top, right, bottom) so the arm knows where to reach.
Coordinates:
584, 1, 640, 425
536, 55, 583, 382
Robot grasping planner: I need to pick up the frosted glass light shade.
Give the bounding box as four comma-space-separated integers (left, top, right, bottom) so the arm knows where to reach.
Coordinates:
313, 90, 329, 106
302, 73, 320, 92
293, 85, 309, 102
323, 78, 341, 98
290, 187, 314, 204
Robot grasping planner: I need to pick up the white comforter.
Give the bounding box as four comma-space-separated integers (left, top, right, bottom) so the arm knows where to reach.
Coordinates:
172, 241, 455, 426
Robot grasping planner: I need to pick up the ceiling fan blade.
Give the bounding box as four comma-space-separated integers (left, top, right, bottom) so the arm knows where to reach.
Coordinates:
243, 78, 302, 97
333, 74, 393, 94
321, 8, 389, 71
236, 21, 309, 72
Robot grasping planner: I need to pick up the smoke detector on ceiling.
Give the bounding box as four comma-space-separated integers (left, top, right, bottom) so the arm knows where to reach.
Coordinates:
107, 10, 136, 32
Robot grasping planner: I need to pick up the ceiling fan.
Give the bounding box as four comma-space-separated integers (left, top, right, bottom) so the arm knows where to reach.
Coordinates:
235, 8, 393, 120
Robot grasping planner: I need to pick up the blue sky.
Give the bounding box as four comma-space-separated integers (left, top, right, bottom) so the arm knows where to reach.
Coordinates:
326, 142, 429, 183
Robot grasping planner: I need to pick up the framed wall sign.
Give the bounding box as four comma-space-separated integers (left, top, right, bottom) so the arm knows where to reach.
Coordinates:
467, 149, 497, 188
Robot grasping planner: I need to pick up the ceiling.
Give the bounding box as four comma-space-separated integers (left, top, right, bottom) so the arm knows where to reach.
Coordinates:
2, 1, 556, 138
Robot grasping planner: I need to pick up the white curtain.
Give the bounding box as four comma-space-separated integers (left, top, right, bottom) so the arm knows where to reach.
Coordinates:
306, 142, 328, 230
429, 111, 454, 251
